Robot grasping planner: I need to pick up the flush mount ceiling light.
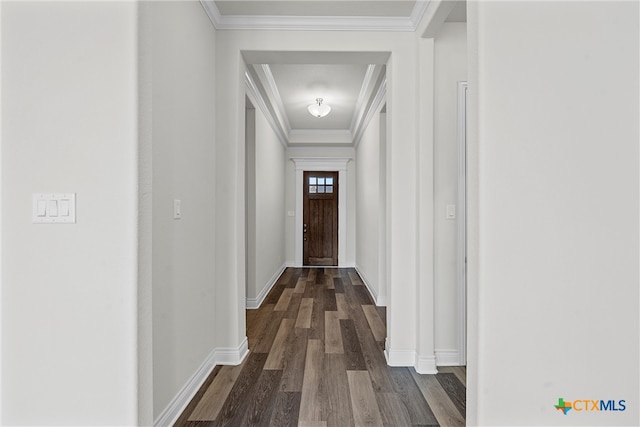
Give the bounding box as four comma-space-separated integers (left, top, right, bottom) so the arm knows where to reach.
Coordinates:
307, 98, 331, 118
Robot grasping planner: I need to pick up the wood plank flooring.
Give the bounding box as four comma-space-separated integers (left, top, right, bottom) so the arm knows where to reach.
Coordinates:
174, 267, 466, 427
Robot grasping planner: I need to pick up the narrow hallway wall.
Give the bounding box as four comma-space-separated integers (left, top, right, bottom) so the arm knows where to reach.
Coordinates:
145, 1, 218, 421
246, 98, 286, 307
355, 111, 384, 302
433, 22, 467, 364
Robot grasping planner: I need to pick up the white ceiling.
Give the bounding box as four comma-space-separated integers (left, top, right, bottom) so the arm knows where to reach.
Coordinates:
270, 63, 367, 130
211, 1, 466, 146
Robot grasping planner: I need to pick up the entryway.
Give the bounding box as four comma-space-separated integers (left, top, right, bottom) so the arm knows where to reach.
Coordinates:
303, 171, 339, 266
291, 158, 351, 267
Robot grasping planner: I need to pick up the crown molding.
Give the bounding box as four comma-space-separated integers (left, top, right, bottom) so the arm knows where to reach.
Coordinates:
244, 71, 289, 148
353, 78, 386, 148
349, 64, 377, 134
421, 0, 456, 38
410, 0, 431, 30
201, 1, 430, 32
257, 64, 292, 134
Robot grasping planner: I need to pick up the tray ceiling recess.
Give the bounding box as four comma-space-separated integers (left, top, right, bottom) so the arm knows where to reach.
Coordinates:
244, 51, 389, 147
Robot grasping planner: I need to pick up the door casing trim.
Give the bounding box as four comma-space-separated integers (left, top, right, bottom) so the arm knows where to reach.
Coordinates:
291, 157, 351, 267
456, 81, 468, 366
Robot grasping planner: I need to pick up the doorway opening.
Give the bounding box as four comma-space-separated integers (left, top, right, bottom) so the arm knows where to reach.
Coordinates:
303, 171, 339, 266
291, 158, 351, 267
245, 97, 256, 303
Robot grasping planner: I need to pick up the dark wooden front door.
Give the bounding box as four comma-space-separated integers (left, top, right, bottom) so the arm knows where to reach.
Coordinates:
303, 171, 338, 266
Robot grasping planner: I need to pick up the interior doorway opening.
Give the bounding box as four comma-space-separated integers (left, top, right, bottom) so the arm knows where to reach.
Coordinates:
303, 171, 339, 266
245, 97, 256, 304
291, 158, 351, 268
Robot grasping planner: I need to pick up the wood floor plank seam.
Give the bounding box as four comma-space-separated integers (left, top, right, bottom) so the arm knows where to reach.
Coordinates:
410, 368, 465, 427
362, 305, 386, 343
279, 327, 308, 392
275, 288, 295, 311
298, 339, 325, 424
347, 370, 384, 427
264, 318, 295, 369
324, 311, 344, 354
295, 298, 314, 329
188, 364, 243, 421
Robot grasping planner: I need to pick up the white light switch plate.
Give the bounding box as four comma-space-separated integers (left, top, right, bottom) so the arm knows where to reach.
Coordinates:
173, 199, 182, 219
446, 204, 456, 220
33, 193, 76, 223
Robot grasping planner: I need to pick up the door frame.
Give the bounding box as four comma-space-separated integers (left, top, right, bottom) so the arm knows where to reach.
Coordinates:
291, 157, 351, 267
457, 81, 468, 365
303, 171, 339, 266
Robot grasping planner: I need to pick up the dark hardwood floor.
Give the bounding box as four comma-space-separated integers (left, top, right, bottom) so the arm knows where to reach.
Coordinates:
174, 267, 466, 427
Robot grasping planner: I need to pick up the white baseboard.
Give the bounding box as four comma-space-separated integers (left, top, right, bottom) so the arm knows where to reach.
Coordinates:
285, 262, 355, 268
214, 337, 250, 365
154, 349, 217, 427
154, 338, 249, 427
354, 265, 378, 303
375, 294, 388, 306
383, 338, 438, 373
246, 264, 286, 309
355, 265, 387, 307
435, 349, 461, 366
415, 354, 438, 374
384, 347, 417, 367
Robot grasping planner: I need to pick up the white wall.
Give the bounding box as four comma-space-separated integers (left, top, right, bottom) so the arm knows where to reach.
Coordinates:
145, 1, 217, 421
467, 1, 639, 424
433, 23, 467, 362
355, 112, 384, 302
1, 2, 138, 424
286, 146, 356, 267
247, 102, 286, 304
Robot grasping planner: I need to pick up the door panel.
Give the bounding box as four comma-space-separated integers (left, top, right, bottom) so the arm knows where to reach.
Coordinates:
303, 171, 338, 266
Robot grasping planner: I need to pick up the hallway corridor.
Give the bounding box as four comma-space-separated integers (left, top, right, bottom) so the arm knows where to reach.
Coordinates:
175, 268, 466, 426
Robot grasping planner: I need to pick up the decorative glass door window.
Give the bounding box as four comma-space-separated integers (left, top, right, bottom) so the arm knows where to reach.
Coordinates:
308, 176, 334, 194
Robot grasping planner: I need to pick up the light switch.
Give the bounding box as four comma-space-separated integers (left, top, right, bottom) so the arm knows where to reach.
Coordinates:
446, 204, 456, 220
59, 199, 70, 217
173, 199, 182, 219
33, 193, 76, 223
47, 200, 58, 217
287, 211, 295, 217
37, 200, 47, 217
